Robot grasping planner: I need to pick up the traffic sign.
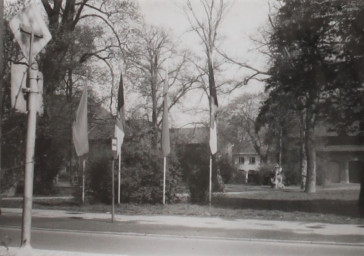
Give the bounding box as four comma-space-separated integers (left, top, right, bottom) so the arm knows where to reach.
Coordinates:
11, 62, 27, 113
9, 3, 52, 62
111, 138, 118, 159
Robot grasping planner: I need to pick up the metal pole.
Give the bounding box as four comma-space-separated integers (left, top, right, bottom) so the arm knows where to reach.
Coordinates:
111, 158, 115, 223
82, 159, 85, 204
163, 157, 166, 205
118, 154, 120, 204
209, 156, 212, 207
21, 31, 36, 248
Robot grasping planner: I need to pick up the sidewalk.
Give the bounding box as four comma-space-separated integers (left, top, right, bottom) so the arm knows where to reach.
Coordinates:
2, 208, 364, 244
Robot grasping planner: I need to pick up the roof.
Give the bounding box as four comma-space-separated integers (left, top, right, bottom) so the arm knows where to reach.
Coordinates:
232, 140, 257, 155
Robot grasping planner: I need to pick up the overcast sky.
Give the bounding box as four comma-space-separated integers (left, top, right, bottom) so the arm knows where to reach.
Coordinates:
137, 0, 273, 127
138, 0, 271, 70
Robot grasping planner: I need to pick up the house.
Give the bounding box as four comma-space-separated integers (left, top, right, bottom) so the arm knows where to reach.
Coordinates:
282, 120, 364, 186
315, 123, 364, 184
232, 141, 261, 183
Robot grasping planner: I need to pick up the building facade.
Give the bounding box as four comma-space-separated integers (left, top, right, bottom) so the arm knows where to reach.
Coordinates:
232, 142, 261, 183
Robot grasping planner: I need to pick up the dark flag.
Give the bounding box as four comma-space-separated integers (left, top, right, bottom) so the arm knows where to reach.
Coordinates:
208, 59, 218, 155
161, 69, 170, 157
114, 72, 125, 156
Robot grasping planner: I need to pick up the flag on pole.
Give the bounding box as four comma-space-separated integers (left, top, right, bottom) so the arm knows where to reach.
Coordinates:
114, 72, 125, 156
208, 59, 218, 155
72, 87, 89, 157
161, 69, 170, 157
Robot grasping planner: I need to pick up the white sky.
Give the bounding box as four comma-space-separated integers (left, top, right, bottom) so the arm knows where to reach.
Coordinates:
137, 0, 273, 127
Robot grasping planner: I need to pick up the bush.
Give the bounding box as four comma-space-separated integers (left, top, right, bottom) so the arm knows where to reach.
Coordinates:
178, 143, 223, 203
230, 170, 245, 184
257, 163, 276, 185
217, 155, 235, 183
88, 149, 182, 205
87, 118, 183, 204
89, 157, 112, 204
120, 150, 182, 204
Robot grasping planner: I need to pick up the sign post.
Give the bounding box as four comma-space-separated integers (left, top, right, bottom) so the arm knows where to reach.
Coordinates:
111, 138, 118, 223
9, 3, 51, 248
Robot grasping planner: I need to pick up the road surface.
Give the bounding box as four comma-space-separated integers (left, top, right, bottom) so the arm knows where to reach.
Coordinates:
1, 226, 364, 256
0, 208, 363, 255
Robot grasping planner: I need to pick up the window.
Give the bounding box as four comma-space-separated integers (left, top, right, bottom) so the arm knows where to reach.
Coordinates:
239, 156, 245, 164
249, 157, 256, 164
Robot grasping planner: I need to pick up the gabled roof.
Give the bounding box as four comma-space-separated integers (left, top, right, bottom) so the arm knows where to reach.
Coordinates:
232, 140, 257, 155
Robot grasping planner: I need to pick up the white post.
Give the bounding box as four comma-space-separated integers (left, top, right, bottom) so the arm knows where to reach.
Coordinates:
118, 154, 121, 204
275, 167, 278, 189
163, 157, 166, 205
209, 156, 212, 206
21, 30, 36, 248
111, 158, 115, 222
82, 159, 85, 204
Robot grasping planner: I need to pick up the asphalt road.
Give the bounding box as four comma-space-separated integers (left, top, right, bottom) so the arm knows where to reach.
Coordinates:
1, 213, 363, 245
1, 226, 364, 256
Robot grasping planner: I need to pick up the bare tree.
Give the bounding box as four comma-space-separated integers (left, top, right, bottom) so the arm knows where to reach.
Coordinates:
127, 25, 199, 148
219, 93, 270, 163
184, 0, 229, 95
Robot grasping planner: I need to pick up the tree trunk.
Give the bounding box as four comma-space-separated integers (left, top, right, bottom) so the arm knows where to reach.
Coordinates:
0, 0, 3, 192
305, 120, 316, 193
299, 111, 307, 190
278, 127, 283, 166
359, 166, 364, 217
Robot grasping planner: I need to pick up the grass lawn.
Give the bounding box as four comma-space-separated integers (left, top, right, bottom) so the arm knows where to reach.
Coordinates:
1, 183, 363, 225
223, 183, 360, 200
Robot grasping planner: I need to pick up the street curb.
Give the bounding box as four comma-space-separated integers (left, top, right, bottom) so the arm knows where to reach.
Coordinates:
2, 246, 127, 256
2, 225, 364, 248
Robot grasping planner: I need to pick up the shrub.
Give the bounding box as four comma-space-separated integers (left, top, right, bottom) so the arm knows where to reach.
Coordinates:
217, 155, 235, 183
257, 163, 276, 185
88, 150, 182, 204
89, 157, 112, 204
178, 143, 222, 203
120, 150, 182, 204
230, 170, 245, 184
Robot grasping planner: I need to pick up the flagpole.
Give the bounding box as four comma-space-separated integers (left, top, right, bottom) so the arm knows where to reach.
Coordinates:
111, 158, 115, 223
163, 157, 167, 205
209, 156, 212, 207
82, 159, 85, 204
118, 154, 121, 204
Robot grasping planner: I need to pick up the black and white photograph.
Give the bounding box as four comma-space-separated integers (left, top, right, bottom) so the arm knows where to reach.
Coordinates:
0, 0, 363, 255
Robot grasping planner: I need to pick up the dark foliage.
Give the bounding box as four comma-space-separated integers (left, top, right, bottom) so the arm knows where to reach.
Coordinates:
89, 157, 112, 204
178, 143, 222, 203
217, 155, 235, 183
88, 119, 182, 204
